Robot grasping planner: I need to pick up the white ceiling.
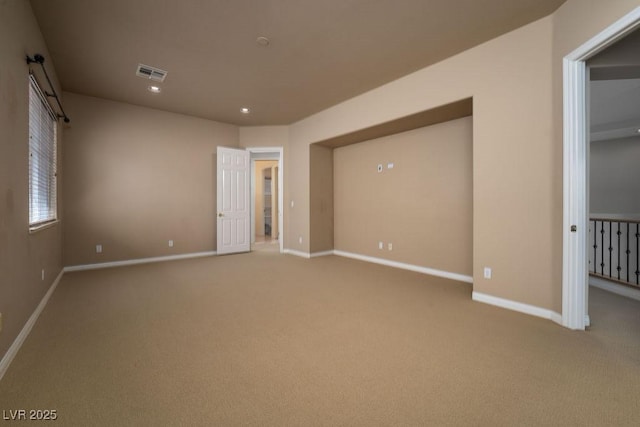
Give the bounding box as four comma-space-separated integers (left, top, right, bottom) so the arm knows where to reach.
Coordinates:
590, 79, 640, 142
29, 0, 566, 126
589, 28, 640, 142
591, 79, 640, 128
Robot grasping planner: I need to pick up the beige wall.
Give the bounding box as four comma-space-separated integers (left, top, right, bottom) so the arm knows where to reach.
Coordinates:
288, 16, 556, 310
287, 140, 310, 252
334, 118, 472, 275
590, 137, 640, 215
62, 93, 238, 265
0, 1, 63, 359
309, 144, 334, 253
279, 0, 640, 314
226, 1, 635, 319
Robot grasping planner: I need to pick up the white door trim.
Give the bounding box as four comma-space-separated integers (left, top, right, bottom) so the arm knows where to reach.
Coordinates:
247, 147, 284, 254
562, 7, 640, 330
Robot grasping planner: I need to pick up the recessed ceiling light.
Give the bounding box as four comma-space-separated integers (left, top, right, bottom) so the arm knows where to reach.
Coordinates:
256, 36, 270, 47
148, 85, 161, 93
240, 107, 250, 114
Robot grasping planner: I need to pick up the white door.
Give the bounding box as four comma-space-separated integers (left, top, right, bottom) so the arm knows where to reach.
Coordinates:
217, 147, 250, 255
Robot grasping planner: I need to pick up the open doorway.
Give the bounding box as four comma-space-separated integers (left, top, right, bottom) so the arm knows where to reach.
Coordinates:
563, 8, 640, 330
585, 29, 640, 325
253, 160, 279, 250
248, 147, 284, 253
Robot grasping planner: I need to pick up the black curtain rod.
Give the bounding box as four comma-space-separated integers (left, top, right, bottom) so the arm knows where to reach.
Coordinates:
26, 53, 70, 123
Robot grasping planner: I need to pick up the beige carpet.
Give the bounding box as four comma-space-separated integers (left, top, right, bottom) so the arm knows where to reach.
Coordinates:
1, 252, 639, 426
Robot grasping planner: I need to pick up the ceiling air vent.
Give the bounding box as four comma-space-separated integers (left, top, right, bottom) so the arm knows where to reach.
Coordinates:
136, 64, 167, 82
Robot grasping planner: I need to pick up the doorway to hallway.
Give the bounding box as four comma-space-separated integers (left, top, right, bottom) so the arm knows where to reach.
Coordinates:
248, 147, 284, 253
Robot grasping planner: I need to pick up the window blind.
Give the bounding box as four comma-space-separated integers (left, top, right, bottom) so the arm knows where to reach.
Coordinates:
28, 74, 58, 227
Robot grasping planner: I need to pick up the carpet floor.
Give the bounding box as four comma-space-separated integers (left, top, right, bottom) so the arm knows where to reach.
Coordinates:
1, 251, 639, 426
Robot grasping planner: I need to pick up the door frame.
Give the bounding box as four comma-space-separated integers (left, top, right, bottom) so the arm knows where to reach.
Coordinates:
247, 147, 284, 254
562, 7, 640, 330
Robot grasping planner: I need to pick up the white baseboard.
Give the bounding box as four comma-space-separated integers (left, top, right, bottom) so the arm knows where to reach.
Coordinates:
589, 276, 640, 302
552, 312, 564, 326
283, 249, 311, 259
472, 291, 563, 325
310, 251, 334, 258
333, 250, 473, 283
0, 269, 64, 382
285, 249, 473, 285
64, 251, 217, 272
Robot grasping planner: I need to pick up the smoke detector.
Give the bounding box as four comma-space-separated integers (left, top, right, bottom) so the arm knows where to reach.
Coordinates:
136, 64, 167, 82
256, 36, 270, 46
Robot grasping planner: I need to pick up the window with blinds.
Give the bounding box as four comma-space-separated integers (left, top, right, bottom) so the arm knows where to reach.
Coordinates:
28, 74, 58, 228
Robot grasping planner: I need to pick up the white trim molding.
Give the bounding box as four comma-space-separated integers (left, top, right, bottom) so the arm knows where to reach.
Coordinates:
473, 291, 563, 325
283, 249, 311, 259
64, 251, 217, 272
589, 276, 640, 302
562, 7, 640, 331
310, 251, 334, 258
284, 249, 473, 284
333, 250, 473, 283
0, 269, 64, 382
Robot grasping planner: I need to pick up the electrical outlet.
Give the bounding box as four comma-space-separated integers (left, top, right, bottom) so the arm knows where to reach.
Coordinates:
291, 200, 295, 208
298, 236, 303, 244
96, 244, 103, 254
378, 241, 384, 250
168, 240, 174, 247
388, 243, 393, 251
387, 162, 394, 169
41, 269, 45, 281
484, 267, 492, 279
